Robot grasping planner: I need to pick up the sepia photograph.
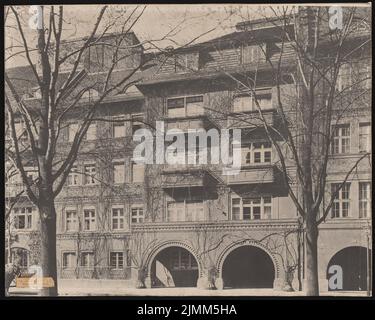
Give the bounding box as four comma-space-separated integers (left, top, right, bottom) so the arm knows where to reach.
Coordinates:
3, 3, 372, 298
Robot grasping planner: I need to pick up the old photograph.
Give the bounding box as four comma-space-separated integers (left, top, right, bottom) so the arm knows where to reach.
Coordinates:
4, 4, 372, 297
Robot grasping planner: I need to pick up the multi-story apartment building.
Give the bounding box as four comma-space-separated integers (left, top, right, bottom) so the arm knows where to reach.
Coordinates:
5, 9, 371, 293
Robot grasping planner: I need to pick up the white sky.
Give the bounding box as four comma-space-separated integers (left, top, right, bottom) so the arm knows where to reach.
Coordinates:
4, 4, 277, 67
5, 4, 370, 68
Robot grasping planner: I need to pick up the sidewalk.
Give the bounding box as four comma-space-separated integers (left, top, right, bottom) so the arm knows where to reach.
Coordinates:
8, 285, 370, 297
58, 287, 370, 297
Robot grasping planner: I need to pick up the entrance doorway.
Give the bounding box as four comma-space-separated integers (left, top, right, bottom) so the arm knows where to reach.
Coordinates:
151, 246, 199, 288
222, 245, 275, 289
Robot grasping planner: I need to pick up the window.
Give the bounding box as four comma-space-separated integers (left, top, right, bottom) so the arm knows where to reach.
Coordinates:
110, 252, 124, 270
113, 161, 125, 184
84, 164, 96, 185
12, 249, 29, 268
231, 196, 272, 220
132, 163, 144, 183
14, 207, 33, 230
336, 64, 352, 91
85, 123, 96, 140
241, 142, 272, 165
131, 206, 144, 223
233, 94, 252, 113
175, 53, 199, 72
332, 125, 350, 154
186, 200, 204, 221
131, 114, 143, 135
186, 96, 204, 116
63, 252, 76, 269
112, 207, 125, 230
167, 95, 204, 117
359, 123, 371, 153
233, 89, 272, 112
255, 90, 272, 110
83, 208, 96, 231
241, 44, 267, 64
170, 248, 198, 270
80, 252, 94, 268
359, 182, 371, 218
65, 210, 78, 232
166, 200, 205, 222
113, 119, 126, 138
167, 201, 185, 222
331, 183, 351, 218
67, 166, 80, 186
68, 123, 79, 142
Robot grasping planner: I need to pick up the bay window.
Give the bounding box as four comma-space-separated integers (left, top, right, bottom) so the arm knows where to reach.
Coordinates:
14, 207, 33, 230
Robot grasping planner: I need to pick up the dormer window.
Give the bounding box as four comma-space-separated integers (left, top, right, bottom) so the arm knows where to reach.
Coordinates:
175, 53, 199, 73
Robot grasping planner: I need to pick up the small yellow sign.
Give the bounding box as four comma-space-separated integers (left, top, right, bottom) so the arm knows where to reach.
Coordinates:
16, 277, 55, 288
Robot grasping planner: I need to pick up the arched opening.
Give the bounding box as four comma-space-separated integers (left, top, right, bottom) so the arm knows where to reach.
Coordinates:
222, 245, 275, 289
327, 246, 371, 291
151, 246, 199, 288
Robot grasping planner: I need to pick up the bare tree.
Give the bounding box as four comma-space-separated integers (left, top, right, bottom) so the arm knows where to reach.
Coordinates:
198, 6, 371, 295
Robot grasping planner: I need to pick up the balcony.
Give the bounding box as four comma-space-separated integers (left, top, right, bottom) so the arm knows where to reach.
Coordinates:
164, 114, 218, 131
161, 167, 218, 189
225, 164, 280, 185
227, 109, 280, 129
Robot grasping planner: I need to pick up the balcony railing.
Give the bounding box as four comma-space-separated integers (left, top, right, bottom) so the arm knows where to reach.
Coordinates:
161, 166, 218, 189
164, 114, 218, 131
227, 109, 279, 129
225, 164, 279, 185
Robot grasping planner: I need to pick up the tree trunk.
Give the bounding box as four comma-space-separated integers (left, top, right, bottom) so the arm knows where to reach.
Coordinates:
39, 201, 58, 296
305, 217, 319, 296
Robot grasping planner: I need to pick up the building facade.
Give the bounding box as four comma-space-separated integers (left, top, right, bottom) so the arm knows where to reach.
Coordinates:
5, 9, 371, 293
